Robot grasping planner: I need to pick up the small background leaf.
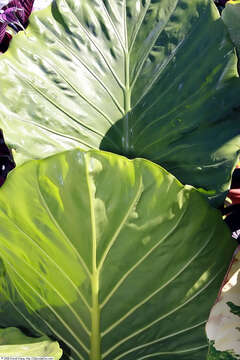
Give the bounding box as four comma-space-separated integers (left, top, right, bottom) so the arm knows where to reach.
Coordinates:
222, 0, 240, 74
0, 327, 62, 358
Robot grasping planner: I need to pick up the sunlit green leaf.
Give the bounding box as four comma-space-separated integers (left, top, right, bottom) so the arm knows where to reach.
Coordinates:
0, 0, 239, 205
0, 327, 62, 358
0, 148, 235, 360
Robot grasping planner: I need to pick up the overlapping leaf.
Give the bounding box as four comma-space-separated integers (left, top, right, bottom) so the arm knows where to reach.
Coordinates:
222, 0, 240, 75
0, 327, 62, 358
222, 0, 240, 49
0, 148, 235, 360
0, 0, 239, 205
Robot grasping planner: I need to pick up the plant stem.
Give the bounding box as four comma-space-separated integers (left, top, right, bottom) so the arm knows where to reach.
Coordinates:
90, 267, 101, 360
123, 52, 131, 154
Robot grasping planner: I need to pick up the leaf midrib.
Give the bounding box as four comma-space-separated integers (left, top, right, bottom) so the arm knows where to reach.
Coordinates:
85, 154, 101, 360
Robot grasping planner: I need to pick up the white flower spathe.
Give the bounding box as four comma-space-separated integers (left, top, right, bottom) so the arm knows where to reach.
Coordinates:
0, 0, 10, 9
33, 0, 52, 11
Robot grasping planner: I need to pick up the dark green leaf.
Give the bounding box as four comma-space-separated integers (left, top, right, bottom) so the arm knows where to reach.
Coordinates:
227, 301, 240, 317
207, 341, 238, 360
0, 0, 239, 205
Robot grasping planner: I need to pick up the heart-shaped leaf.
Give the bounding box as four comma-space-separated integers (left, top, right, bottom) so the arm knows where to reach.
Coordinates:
0, 0, 240, 205
0, 148, 235, 360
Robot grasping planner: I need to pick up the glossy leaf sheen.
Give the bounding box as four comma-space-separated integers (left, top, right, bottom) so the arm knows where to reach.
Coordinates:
0, 0, 240, 205
0, 148, 235, 360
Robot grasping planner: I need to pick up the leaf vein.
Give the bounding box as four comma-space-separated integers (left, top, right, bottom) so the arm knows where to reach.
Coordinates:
8, 64, 106, 139
98, 177, 143, 272
37, 19, 125, 115
36, 173, 92, 281
102, 224, 215, 337
3, 229, 91, 336
129, 0, 151, 54
100, 0, 125, 51
135, 344, 208, 359
2, 258, 89, 357
100, 200, 188, 309
108, 320, 206, 360
130, 0, 180, 91
62, 0, 125, 90
104, 267, 222, 357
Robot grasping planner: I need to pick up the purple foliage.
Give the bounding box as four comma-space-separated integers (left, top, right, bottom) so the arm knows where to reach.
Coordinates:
0, 0, 34, 53
0, 129, 15, 186
0, 22, 7, 42
215, 0, 228, 5
214, 0, 238, 12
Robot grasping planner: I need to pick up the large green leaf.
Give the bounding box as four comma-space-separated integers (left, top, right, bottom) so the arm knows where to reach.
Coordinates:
0, 327, 62, 358
0, 148, 235, 360
0, 0, 240, 205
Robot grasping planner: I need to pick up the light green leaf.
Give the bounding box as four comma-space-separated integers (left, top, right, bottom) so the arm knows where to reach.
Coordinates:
0, 327, 62, 358
0, 0, 240, 205
0, 148, 235, 360
222, 1, 240, 50
222, 1, 240, 75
